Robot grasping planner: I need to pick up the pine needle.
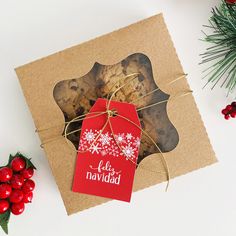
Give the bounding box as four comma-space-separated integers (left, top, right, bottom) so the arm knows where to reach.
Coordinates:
201, 1, 236, 94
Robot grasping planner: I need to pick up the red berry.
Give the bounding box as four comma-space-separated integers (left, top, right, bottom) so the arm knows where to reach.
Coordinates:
11, 157, 26, 172
23, 192, 33, 203
231, 101, 236, 107
226, 0, 236, 4
9, 189, 24, 203
20, 168, 34, 179
0, 167, 13, 182
22, 179, 35, 193
221, 108, 228, 115
0, 200, 9, 213
230, 111, 236, 118
0, 184, 12, 199
10, 174, 24, 189
226, 105, 233, 111
11, 202, 25, 215
224, 114, 230, 120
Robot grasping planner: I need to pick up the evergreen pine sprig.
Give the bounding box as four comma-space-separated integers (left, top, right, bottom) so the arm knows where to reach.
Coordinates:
200, 1, 236, 93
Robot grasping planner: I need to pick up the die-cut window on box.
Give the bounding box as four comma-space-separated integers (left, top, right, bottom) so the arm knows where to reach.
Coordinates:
53, 53, 179, 163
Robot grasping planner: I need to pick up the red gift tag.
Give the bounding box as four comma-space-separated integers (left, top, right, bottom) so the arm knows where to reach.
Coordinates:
72, 98, 141, 202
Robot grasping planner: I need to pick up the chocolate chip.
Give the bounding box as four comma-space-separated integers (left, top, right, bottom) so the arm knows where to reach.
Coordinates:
89, 100, 95, 106
76, 107, 85, 115
138, 74, 145, 82
71, 86, 77, 91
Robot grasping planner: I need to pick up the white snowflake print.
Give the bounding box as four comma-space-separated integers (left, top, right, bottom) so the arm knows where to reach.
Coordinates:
115, 133, 126, 144
78, 140, 89, 151
79, 129, 139, 161
107, 145, 120, 157
89, 143, 102, 154
126, 133, 133, 140
133, 137, 141, 148
83, 129, 96, 143
99, 132, 112, 146
121, 144, 136, 160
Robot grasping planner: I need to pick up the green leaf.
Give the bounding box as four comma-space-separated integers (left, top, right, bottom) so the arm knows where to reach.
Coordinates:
0, 211, 10, 235
7, 152, 37, 170
25, 158, 37, 170
7, 154, 15, 167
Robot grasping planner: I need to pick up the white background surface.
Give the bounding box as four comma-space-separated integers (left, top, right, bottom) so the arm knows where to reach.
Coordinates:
0, 0, 236, 235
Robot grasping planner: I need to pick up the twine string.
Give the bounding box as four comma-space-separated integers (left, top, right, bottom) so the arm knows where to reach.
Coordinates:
106, 88, 191, 190
132, 74, 187, 104
37, 73, 186, 133
40, 111, 108, 147
137, 90, 192, 112
37, 74, 191, 190
37, 111, 107, 133
112, 113, 171, 191
37, 73, 139, 134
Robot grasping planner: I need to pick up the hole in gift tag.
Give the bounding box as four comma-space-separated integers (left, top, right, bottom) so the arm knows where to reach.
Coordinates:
53, 53, 179, 164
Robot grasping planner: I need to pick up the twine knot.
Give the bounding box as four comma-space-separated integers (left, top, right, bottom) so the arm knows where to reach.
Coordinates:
106, 109, 117, 117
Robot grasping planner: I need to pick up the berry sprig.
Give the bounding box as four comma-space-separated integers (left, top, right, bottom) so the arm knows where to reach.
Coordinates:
0, 153, 36, 234
221, 102, 236, 120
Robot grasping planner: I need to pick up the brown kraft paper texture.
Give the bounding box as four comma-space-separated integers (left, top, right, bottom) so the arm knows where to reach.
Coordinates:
15, 14, 217, 215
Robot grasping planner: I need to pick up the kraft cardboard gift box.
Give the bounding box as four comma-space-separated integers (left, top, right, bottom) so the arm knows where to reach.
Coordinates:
15, 13, 217, 215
